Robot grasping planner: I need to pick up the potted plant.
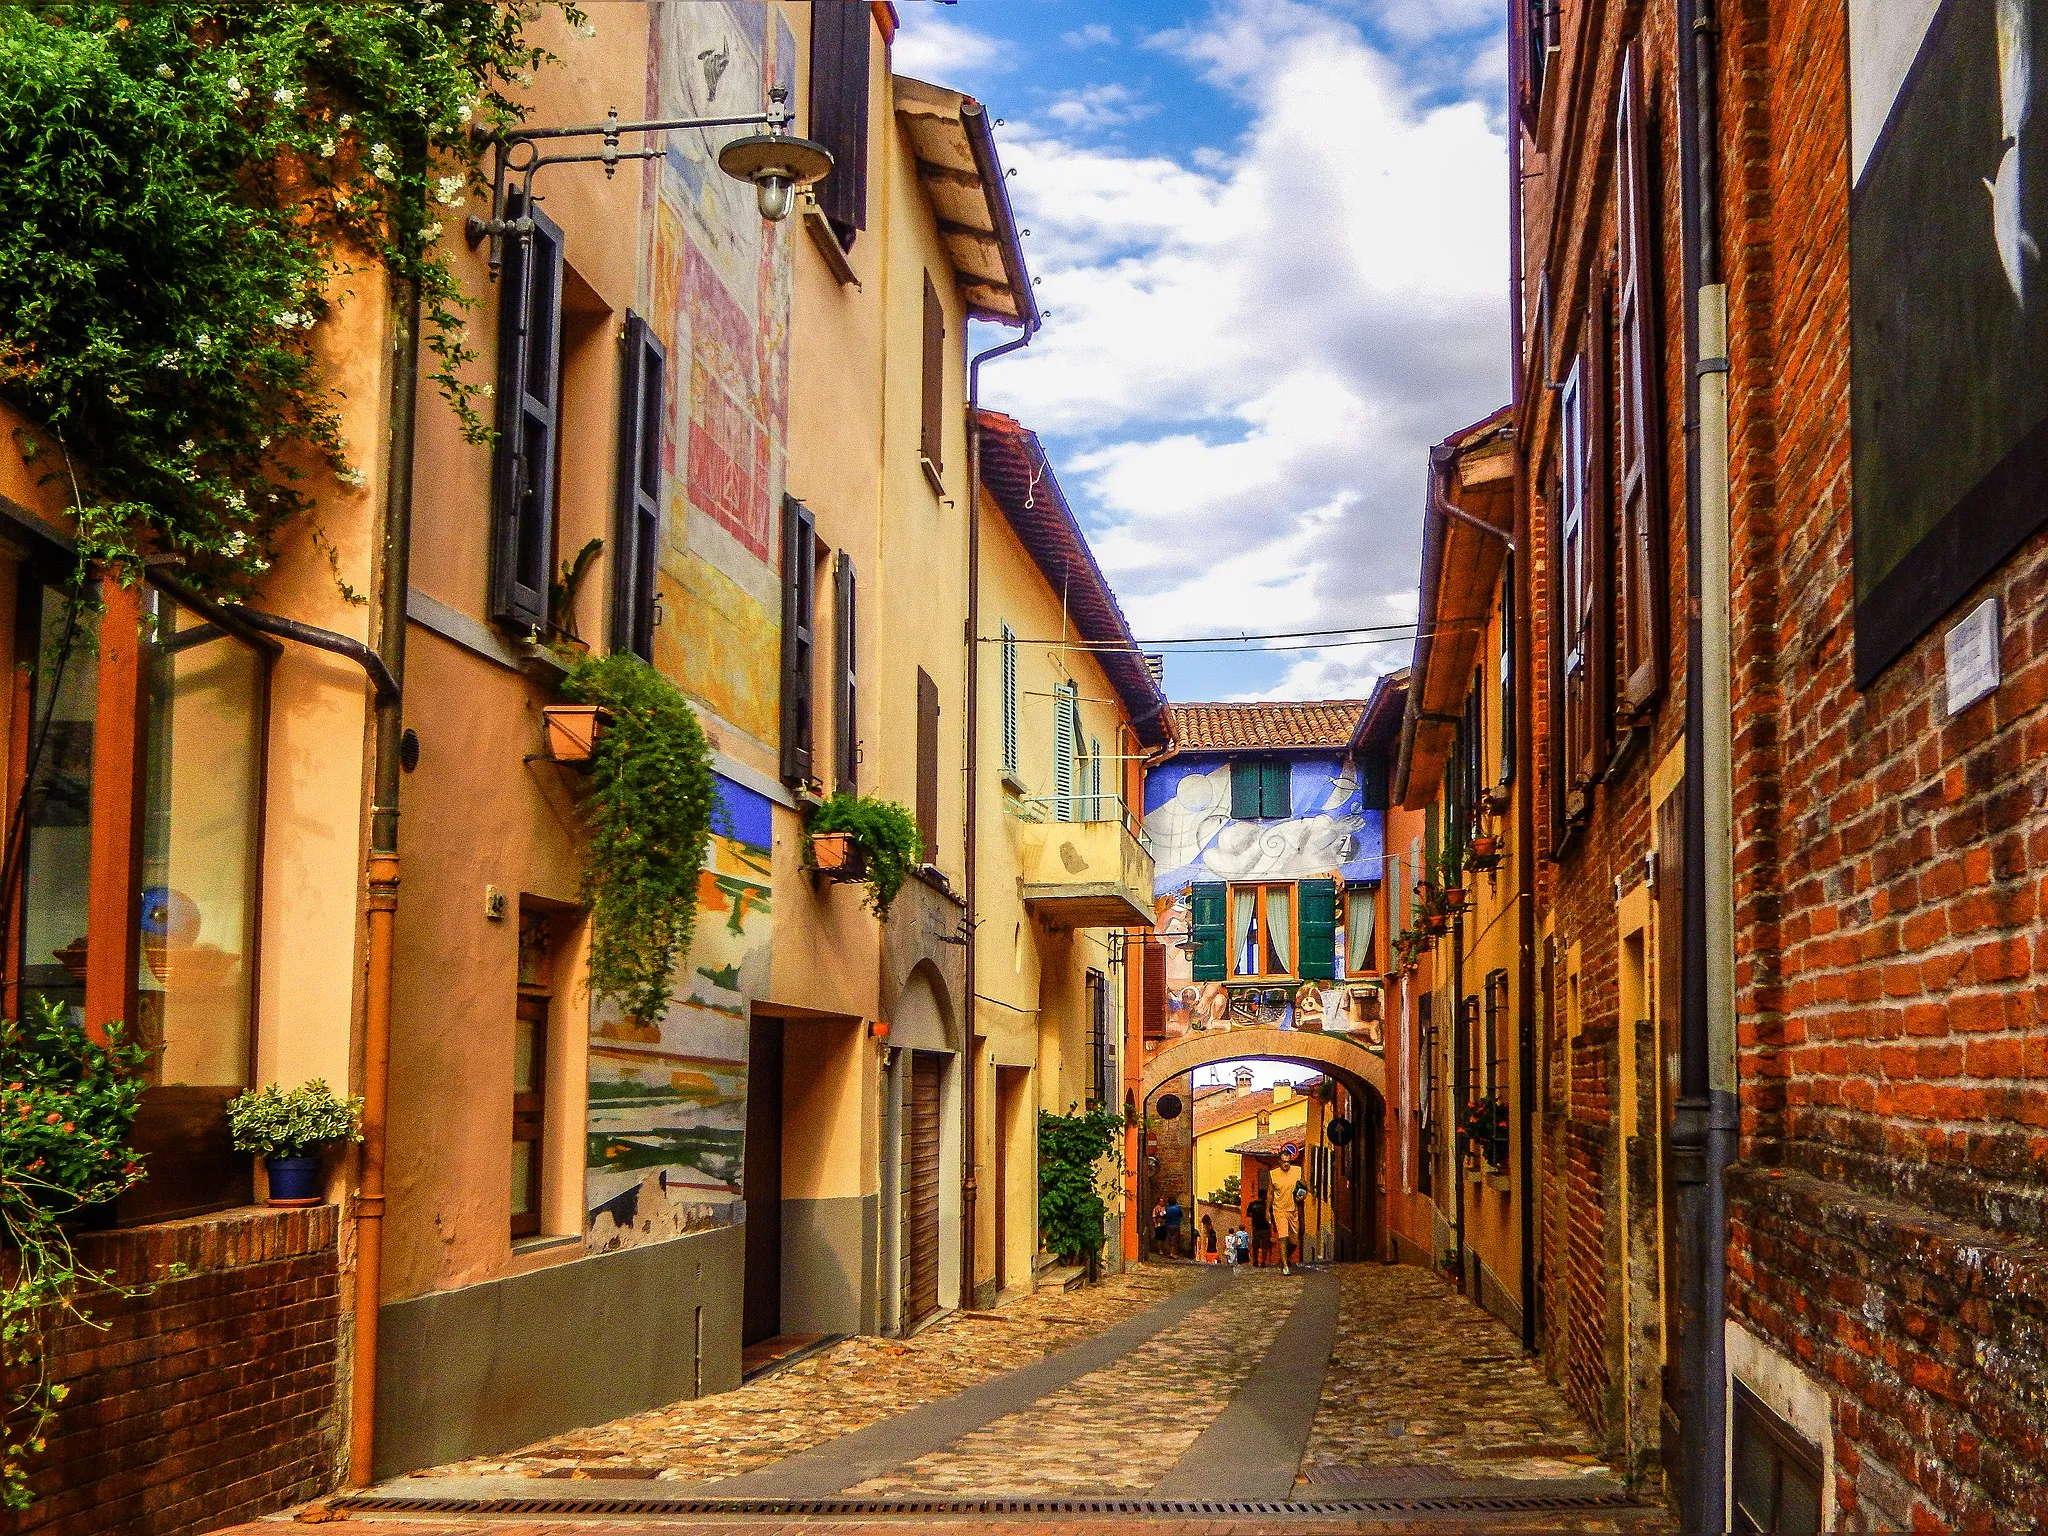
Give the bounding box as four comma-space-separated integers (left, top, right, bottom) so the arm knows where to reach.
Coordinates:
540, 703, 609, 765
805, 791, 922, 917
1467, 832, 1503, 872
1457, 1095, 1510, 1172
226, 1080, 363, 1207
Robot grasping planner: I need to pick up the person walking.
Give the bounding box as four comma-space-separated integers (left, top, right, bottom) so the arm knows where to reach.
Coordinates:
1200, 1213, 1218, 1263
1164, 1196, 1184, 1257
1247, 1194, 1270, 1268
1270, 1145, 1308, 1275
1152, 1196, 1167, 1253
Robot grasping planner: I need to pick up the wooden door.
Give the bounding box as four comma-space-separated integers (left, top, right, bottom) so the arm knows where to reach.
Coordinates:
903, 1052, 943, 1329
743, 1015, 785, 1347
993, 1069, 1016, 1294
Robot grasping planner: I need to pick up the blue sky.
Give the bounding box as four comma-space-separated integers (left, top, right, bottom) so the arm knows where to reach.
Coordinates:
893, 0, 1512, 703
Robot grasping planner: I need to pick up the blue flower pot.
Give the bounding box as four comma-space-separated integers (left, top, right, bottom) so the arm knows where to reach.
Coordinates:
264, 1155, 323, 1207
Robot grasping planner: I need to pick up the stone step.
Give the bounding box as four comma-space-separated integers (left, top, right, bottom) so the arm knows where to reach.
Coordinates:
1040, 1264, 1086, 1292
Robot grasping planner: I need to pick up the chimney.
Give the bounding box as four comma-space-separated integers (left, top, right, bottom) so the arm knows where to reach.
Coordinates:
1144, 653, 1165, 687
1273, 1082, 1294, 1106
1233, 1065, 1254, 1096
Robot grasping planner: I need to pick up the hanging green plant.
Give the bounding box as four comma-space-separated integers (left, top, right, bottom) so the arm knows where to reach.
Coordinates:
0, 1000, 151, 1510
1037, 1105, 1124, 1266
0, 2, 578, 589
562, 653, 716, 1028
805, 791, 922, 918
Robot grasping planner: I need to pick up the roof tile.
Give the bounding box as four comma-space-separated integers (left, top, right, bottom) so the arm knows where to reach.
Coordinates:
1168, 701, 1366, 752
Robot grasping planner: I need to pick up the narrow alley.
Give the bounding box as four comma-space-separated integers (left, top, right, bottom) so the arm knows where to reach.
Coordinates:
232, 1263, 1669, 1533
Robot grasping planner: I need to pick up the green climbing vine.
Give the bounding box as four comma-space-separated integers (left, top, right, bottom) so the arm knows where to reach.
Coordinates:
1038, 1106, 1125, 1265
0, 1002, 150, 1510
562, 653, 717, 1028
0, 2, 579, 589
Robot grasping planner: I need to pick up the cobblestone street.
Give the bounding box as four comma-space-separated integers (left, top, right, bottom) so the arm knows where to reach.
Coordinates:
230, 1263, 1671, 1533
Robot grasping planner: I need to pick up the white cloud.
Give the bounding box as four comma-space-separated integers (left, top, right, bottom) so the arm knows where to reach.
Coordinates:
892, 13, 1007, 82
1044, 83, 1158, 131
986, 0, 1509, 701
1064, 22, 1118, 49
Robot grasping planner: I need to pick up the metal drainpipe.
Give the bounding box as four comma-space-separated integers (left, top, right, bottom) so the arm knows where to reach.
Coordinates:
1674, 0, 1731, 1522
348, 265, 421, 1488
1450, 910, 1467, 1289
962, 320, 1036, 1307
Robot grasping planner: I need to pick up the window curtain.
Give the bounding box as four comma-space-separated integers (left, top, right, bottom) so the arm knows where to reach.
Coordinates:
1233, 887, 1258, 976
1266, 886, 1293, 973
1348, 890, 1378, 973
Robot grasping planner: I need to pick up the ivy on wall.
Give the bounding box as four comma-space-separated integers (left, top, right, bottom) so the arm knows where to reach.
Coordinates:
0, 2, 578, 587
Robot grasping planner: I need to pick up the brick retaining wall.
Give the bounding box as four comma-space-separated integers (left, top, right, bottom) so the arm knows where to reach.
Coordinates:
5, 1206, 343, 1536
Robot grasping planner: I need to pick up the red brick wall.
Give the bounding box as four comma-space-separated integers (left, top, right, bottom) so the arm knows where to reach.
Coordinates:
1719, 0, 2048, 1517
5, 1206, 343, 1536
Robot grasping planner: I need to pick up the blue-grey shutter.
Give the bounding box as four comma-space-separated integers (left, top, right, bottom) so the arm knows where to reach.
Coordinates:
612, 311, 665, 661
491, 196, 564, 632
1054, 681, 1076, 820
834, 552, 857, 789
1000, 623, 1019, 777
1298, 879, 1337, 981
1189, 883, 1227, 982
779, 497, 816, 784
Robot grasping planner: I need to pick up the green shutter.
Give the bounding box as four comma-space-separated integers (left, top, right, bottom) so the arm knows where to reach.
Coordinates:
1298, 879, 1337, 980
1189, 882, 1227, 981
1231, 761, 1263, 819
1360, 754, 1390, 812
1262, 758, 1291, 818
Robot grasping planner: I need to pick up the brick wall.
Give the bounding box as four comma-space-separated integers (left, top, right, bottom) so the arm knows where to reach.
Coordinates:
5, 1206, 344, 1536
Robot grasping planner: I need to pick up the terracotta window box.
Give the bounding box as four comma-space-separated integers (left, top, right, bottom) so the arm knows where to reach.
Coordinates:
810, 831, 868, 882
541, 704, 609, 765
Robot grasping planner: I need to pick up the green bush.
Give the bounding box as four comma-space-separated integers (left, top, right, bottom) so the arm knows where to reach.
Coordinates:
563, 652, 716, 1027
807, 791, 922, 918
225, 1079, 362, 1159
1037, 1106, 1124, 1265
0, 1000, 150, 1509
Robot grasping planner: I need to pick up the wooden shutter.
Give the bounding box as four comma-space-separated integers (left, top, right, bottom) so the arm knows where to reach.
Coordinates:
1297, 878, 1337, 981
1360, 753, 1390, 812
903, 1054, 942, 1327
1231, 760, 1263, 820
1498, 562, 1516, 786
808, 0, 870, 246
1142, 935, 1167, 1040
834, 552, 857, 789
1586, 296, 1615, 765
491, 197, 564, 632
1189, 882, 1227, 982
1262, 758, 1291, 819
1615, 40, 1667, 714
916, 667, 940, 860
780, 497, 817, 784
1054, 681, 1076, 821
1089, 736, 1103, 821
1000, 623, 1019, 777
612, 311, 665, 661
920, 274, 945, 475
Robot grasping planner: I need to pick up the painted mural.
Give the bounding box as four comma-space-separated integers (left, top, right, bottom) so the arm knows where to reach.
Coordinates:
646, 0, 795, 749
585, 775, 773, 1252
1146, 755, 1385, 1054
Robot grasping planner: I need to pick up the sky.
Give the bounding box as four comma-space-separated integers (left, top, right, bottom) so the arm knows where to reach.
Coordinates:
892, 0, 1512, 703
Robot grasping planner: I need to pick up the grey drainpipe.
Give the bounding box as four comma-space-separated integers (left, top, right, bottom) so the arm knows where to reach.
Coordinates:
1675, 0, 1733, 1523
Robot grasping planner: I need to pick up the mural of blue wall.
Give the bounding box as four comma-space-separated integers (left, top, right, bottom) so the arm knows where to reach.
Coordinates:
1145, 754, 1384, 897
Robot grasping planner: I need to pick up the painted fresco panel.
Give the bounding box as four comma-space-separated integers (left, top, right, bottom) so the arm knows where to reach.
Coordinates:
585, 775, 773, 1251
1143, 754, 1386, 1056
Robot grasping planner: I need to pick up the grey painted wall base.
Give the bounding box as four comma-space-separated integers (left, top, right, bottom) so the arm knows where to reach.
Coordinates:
375, 1223, 744, 1479
1470, 1250, 1524, 1339
781, 1195, 877, 1336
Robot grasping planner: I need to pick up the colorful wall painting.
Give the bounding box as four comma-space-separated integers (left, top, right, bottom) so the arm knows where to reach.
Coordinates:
647, 0, 795, 751
585, 774, 774, 1252
1143, 754, 1386, 1052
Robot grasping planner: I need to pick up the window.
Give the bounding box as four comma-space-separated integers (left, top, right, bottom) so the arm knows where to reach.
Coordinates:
1086, 969, 1112, 1110
807, 0, 871, 247
1614, 39, 1667, 715
1088, 735, 1104, 821
779, 497, 817, 785
1732, 1383, 1824, 1535
1483, 969, 1509, 1099
1231, 757, 1291, 820
916, 666, 940, 861
1498, 567, 1516, 787
1557, 324, 1609, 816
513, 907, 553, 1240
833, 552, 858, 789
1417, 992, 1435, 1196
1231, 883, 1295, 978
1298, 878, 1337, 980
1189, 882, 1228, 982
491, 197, 565, 633
1053, 679, 1077, 821
611, 311, 665, 662
999, 622, 1019, 780
920, 273, 945, 481
1344, 884, 1379, 975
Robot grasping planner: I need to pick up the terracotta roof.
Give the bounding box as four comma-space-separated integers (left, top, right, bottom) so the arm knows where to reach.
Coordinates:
1226, 1127, 1313, 1158
1192, 1076, 1322, 1137
1167, 701, 1366, 753
977, 411, 1169, 745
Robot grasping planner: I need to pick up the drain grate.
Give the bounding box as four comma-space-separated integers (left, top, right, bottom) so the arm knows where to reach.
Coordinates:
338, 1489, 1644, 1519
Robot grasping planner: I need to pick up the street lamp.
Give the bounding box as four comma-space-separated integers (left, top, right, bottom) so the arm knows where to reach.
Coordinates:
465, 85, 832, 277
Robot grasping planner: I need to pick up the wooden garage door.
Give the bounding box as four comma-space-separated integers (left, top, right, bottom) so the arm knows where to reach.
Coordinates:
902, 1053, 943, 1329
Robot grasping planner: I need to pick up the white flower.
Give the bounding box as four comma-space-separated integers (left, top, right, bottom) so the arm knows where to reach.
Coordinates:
194, 333, 212, 351
514, 71, 533, 89
320, 139, 337, 158
370, 141, 391, 162
457, 102, 473, 125
373, 165, 396, 183
158, 350, 182, 369
337, 114, 353, 130
180, 439, 196, 455
224, 494, 246, 517
225, 75, 242, 94
273, 86, 296, 107
435, 174, 465, 207
478, 383, 494, 399
226, 76, 249, 102
576, 22, 596, 38
251, 556, 271, 572
154, 63, 173, 80
259, 436, 272, 449
339, 468, 368, 489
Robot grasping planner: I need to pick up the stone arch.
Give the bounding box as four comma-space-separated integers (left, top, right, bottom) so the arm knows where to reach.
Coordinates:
1141, 1027, 1386, 1106
891, 958, 958, 1055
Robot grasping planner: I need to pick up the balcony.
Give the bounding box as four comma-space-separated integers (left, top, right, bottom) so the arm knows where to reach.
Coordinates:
1017, 814, 1155, 929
